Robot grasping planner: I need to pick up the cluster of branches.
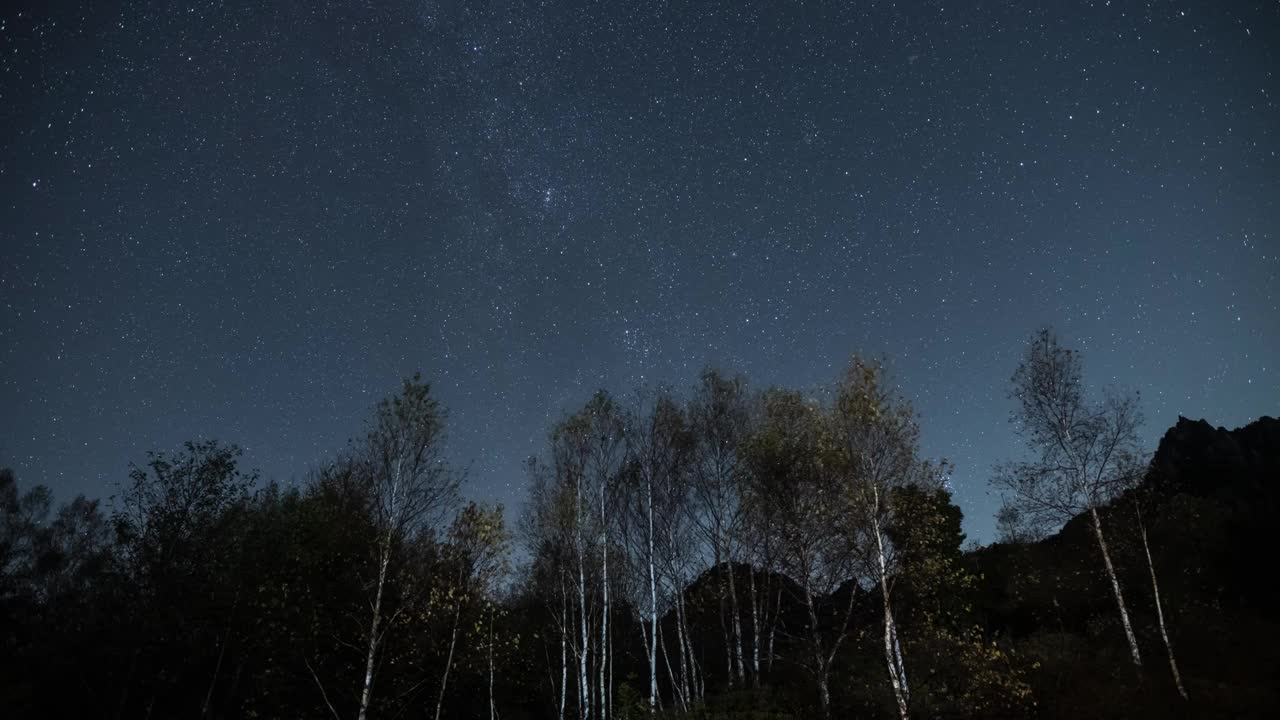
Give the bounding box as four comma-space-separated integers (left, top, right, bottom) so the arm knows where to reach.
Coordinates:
519, 356, 1028, 720
993, 329, 1186, 700
2, 331, 1243, 718
0, 376, 513, 720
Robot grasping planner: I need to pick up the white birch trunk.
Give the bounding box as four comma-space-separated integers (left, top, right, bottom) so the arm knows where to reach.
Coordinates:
560, 605, 568, 720
875, 520, 910, 720
766, 583, 781, 674
1089, 506, 1142, 668
673, 592, 690, 706
676, 590, 698, 700
748, 565, 760, 686
574, 470, 591, 720
715, 541, 733, 689
727, 558, 746, 686
1138, 508, 1187, 699
600, 482, 609, 720
802, 582, 830, 720
357, 535, 391, 720
433, 607, 460, 720
881, 598, 909, 720
559, 577, 568, 720
646, 476, 658, 712
658, 621, 685, 711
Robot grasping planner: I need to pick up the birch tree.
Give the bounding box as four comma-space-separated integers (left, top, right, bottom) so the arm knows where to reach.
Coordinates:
537, 391, 627, 720
743, 388, 853, 719
1127, 474, 1189, 700
548, 419, 594, 720
351, 374, 460, 720
591, 398, 628, 720
520, 457, 577, 720
687, 369, 752, 689
619, 389, 692, 712
432, 502, 511, 720
831, 358, 946, 720
993, 329, 1144, 668
656, 504, 705, 709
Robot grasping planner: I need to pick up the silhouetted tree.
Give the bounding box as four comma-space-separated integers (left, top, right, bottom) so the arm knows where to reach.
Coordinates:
833, 357, 944, 720
743, 388, 851, 719
687, 369, 754, 691
993, 329, 1145, 668
363, 375, 459, 719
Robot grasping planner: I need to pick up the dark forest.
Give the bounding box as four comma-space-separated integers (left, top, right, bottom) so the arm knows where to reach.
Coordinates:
2, 330, 1276, 719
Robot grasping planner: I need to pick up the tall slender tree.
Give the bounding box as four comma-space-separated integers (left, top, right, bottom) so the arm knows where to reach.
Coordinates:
1128, 477, 1189, 700
743, 388, 854, 719
351, 374, 460, 720
432, 502, 511, 720
993, 329, 1144, 669
537, 391, 628, 720
832, 358, 944, 720
520, 457, 577, 720
687, 369, 752, 689
618, 389, 691, 712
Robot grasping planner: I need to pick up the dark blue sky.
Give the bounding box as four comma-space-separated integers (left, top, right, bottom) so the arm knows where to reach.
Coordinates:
2, 0, 1276, 542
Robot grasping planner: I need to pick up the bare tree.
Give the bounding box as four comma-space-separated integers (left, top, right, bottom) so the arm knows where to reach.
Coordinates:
994, 505, 1042, 545
993, 329, 1143, 668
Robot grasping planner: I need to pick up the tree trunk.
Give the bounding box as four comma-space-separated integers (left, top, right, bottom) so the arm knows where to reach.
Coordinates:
1090, 506, 1142, 668
559, 575, 568, 720
358, 538, 391, 720
659, 621, 686, 711
673, 592, 690, 706
434, 607, 461, 720
714, 541, 733, 689
576, 484, 591, 720
882, 598, 909, 720
1137, 506, 1187, 699
200, 587, 240, 719
815, 673, 831, 720
803, 582, 831, 720
766, 583, 781, 674
647, 477, 658, 712
607, 614, 614, 720
676, 589, 700, 700
199, 623, 229, 719
639, 617, 656, 707
727, 558, 746, 686
875, 520, 910, 720
489, 607, 497, 720
600, 482, 609, 720
748, 564, 760, 687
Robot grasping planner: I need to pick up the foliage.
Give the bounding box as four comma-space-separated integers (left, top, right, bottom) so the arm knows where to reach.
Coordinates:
0, 362, 1276, 719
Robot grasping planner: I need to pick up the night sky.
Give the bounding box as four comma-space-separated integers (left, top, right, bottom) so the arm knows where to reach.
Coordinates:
2, 0, 1276, 542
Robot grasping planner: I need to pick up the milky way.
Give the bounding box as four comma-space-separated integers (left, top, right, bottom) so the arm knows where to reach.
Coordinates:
2, 0, 1276, 540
